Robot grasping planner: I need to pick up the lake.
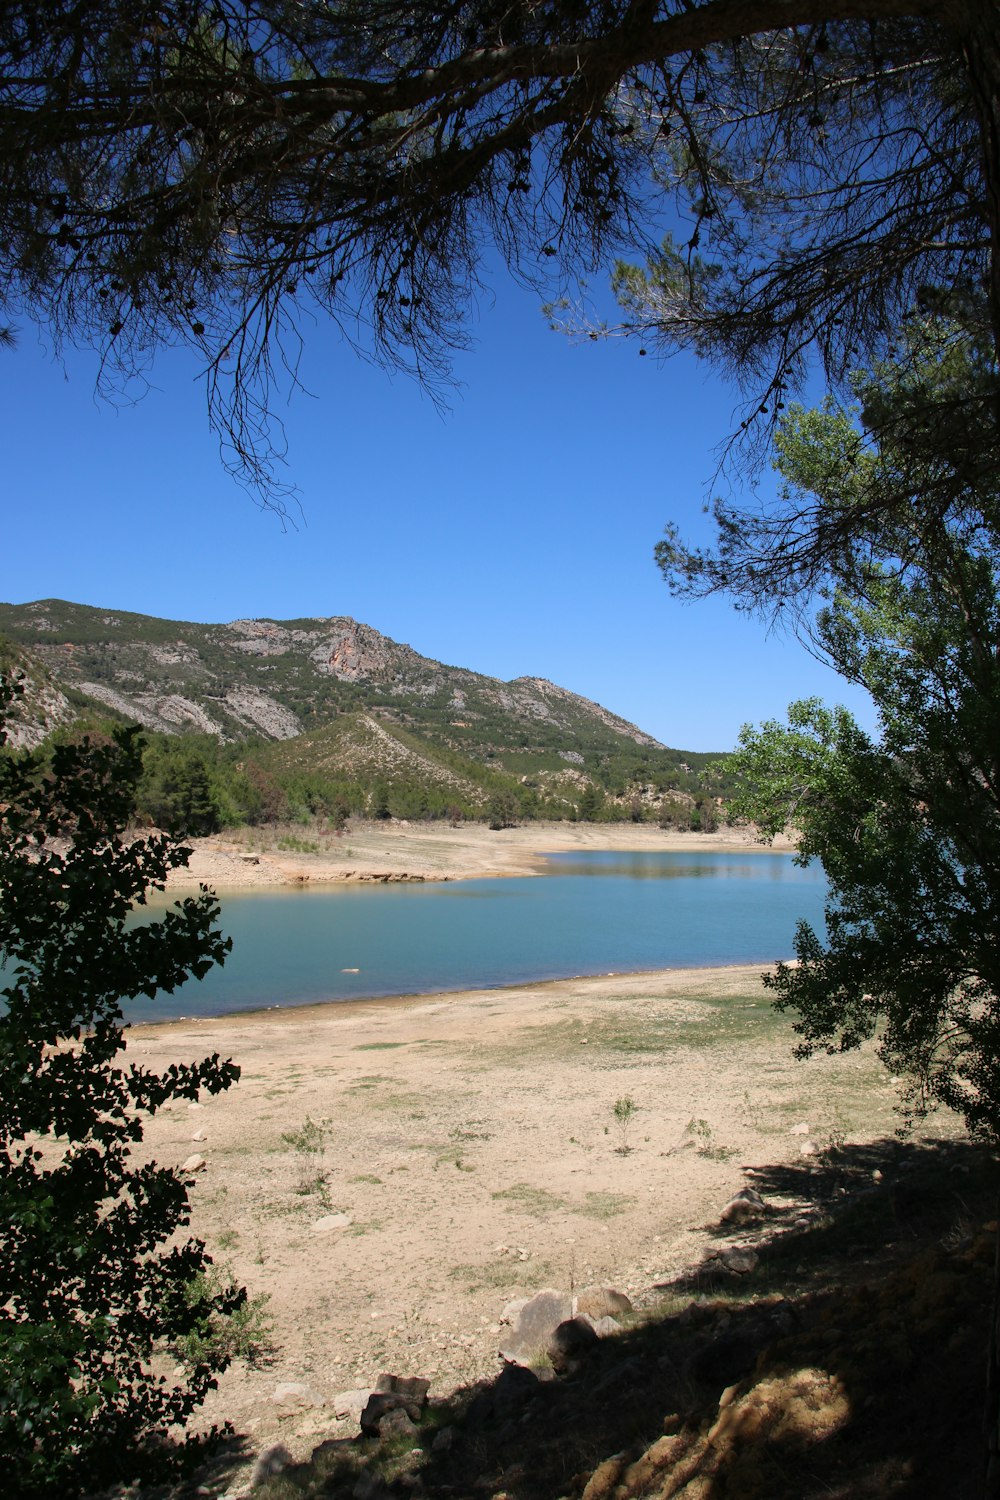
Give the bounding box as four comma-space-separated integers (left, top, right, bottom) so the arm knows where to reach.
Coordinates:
128, 849, 826, 1022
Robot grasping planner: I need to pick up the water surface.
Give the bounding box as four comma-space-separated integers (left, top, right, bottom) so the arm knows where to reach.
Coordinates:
128, 850, 825, 1022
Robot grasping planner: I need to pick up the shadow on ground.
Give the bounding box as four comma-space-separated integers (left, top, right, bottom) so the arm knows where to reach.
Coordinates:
196, 1135, 997, 1500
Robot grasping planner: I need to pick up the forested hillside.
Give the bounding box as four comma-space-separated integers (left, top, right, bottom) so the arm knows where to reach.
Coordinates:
0, 600, 731, 832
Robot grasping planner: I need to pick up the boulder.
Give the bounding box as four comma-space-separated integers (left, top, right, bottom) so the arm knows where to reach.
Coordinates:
548, 1316, 600, 1375
360, 1374, 429, 1435
376, 1406, 418, 1440
720, 1188, 766, 1225
499, 1288, 573, 1365
333, 1388, 372, 1421
374, 1373, 430, 1411
312, 1212, 353, 1233
574, 1285, 634, 1321
272, 1381, 325, 1410
181, 1153, 207, 1173
585, 1314, 622, 1339
250, 1443, 292, 1488
717, 1246, 759, 1276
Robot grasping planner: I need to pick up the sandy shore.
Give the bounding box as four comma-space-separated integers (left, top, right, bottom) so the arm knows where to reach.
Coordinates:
129, 959, 939, 1485
166, 819, 796, 890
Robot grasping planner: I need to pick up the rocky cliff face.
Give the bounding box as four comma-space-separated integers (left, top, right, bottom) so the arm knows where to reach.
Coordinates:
0, 599, 664, 754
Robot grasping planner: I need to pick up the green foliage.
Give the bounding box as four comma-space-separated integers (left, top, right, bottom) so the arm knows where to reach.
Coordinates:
172, 1265, 275, 1370
0, 601, 732, 825
0, 675, 243, 1496
577, 783, 605, 822
486, 788, 519, 830
140, 737, 223, 834
612, 1095, 637, 1155
728, 322, 1000, 1142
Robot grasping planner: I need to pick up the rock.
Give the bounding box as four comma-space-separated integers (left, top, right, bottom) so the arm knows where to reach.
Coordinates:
717, 1246, 759, 1276
720, 1187, 766, 1225
333, 1388, 372, 1421
617, 1436, 688, 1497
493, 1362, 540, 1416
573, 1285, 634, 1321
687, 1302, 796, 1386
431, 1425, 455, 1453
791, 1121, 811, 1135
585, 1315, 622, 1339
375, 1373, 430, 1408
800, 1141, 817, 1157
360, 1375, 429, 1435
312, 1212, 353, 1233
548, 1316, 600, 1375
181, 1153, 207, 1173
250, 1443, 292, 1488
272, 1381, 325, 1410
581, 1451, 630, 1500
191, 1129, 208, 1142
499, 1288, 573, 1365
499, 1296, 529, 1326
377, 1406, 418, 1439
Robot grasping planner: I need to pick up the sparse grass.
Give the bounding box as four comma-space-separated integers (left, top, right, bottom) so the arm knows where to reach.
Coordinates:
449, 1256, 556, 1293
579, 1190, 635, 1219
491, 1182, 566, 1216
349, 1173, 383, 1185
450, 1122, 492, 1141
354, 1041, 407, 1050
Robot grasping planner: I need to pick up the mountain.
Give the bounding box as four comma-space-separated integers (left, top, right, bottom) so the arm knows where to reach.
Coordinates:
0, 599, 726, 819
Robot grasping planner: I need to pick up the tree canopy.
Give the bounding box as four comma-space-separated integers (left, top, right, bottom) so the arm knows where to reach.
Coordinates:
2, 2, 997, 496
0, 678, 242, 1495
726, 321, 1000, 1142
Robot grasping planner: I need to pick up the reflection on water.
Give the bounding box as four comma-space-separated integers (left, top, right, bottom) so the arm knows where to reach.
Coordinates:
124, 850, 826, 1022
541, 850, 797, 880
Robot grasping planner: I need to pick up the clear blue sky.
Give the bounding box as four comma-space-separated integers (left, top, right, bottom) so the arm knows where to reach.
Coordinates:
2, 267, 874, 752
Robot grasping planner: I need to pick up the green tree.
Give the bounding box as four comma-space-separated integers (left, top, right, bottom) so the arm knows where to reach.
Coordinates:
577, 783, 605, 822
487, 789, 519, 830
722, 321, 1000, 1142
0, 677, 242, 1496
141, 741, 223, 835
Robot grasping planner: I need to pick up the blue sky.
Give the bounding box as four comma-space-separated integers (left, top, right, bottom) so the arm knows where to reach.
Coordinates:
2, 266, 875, 752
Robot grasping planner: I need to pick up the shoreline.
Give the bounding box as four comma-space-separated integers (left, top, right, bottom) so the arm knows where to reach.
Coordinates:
165, 818, 796, 891
128, 958, 929, 1483
129, 958, 786, 1035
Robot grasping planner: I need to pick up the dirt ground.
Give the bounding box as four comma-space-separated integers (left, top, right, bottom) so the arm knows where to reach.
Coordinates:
129, 960, 936, 1489
165, 819, 798, 890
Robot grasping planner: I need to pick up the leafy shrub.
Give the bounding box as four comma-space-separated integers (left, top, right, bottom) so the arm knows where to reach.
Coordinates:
0, 676, 242, 1497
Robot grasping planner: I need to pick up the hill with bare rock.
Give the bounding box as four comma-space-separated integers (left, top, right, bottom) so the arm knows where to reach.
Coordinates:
0, 599, 729, 825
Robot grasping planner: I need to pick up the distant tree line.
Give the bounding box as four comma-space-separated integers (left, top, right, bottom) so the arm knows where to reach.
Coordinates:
20, 719, 731, 837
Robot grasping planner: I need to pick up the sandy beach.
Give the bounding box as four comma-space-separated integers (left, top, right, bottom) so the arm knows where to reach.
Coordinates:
129, 953, 936, 1487
166, 819, 798, 890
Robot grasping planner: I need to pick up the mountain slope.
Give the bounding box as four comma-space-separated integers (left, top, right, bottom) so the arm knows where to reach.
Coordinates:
0, 599, 726, 812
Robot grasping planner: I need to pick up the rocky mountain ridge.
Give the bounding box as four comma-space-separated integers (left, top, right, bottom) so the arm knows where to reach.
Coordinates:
0, 599, 662, 753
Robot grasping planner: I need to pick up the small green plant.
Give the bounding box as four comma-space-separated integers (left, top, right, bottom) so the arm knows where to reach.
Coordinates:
612, 1095, 638, 1155
173, 1265, 276, 1370
684, 1116, 737, 1161
282, 1115, 330, 1195
686, 1117, 714, 1152
216, 1228, 240, 1250
276, 834, 320, 853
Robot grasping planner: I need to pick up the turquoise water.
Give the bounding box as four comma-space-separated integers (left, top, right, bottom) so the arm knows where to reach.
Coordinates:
126, 850, 826, 1022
